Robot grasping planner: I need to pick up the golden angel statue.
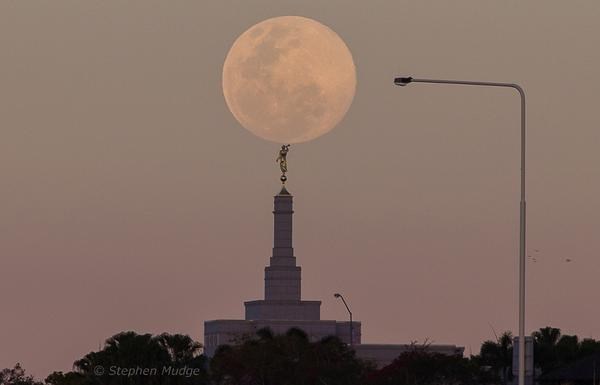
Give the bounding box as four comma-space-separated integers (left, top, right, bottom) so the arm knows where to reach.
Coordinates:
276, 144, 290, 184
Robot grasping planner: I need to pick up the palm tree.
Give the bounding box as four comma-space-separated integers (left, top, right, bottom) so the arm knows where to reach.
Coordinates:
157, 333, 203, 364
480, 331, 513, 385
533, 327, 561, 346
532, 326, 562, 373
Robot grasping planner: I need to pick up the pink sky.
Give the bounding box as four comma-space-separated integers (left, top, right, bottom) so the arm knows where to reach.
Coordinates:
1, 0, 599, 378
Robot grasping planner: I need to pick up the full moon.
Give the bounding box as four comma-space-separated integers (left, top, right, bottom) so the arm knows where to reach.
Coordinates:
222, 16, 356, 143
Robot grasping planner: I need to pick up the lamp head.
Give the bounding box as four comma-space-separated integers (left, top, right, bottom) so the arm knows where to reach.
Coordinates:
394, 76, 413, 86
334, 293, 341, 298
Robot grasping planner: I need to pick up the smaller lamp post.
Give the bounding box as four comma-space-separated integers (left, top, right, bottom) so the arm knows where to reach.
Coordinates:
334, 293, 353, 346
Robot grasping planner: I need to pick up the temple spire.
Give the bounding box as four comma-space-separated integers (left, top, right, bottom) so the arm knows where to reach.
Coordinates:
263, 184, 301, 301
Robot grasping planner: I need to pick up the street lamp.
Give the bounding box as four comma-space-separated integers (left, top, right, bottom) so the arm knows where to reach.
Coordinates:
334, 293, 353, 346
394, 76, 527, 385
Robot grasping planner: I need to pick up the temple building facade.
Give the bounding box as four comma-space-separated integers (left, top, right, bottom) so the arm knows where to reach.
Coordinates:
204, 186, 463, 367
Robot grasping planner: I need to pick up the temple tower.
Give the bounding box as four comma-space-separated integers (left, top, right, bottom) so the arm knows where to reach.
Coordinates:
244, 186, 321, 320
204, 146, 364, 357
265, 186, 301, 300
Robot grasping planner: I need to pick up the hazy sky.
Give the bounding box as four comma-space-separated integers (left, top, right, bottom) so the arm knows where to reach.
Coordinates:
1, 0, 599, 378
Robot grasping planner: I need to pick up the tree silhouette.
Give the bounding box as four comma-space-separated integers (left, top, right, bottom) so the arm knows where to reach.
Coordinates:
529, 326, 600, 380
210, 327, 370, 385
533, 326, 562, 373
45, 331, 208, 385
366, 348, 476, 385
9, 326, 600, 385
0, 364, 43, 385
556, 335, 579, 364
479, 331, 513, 385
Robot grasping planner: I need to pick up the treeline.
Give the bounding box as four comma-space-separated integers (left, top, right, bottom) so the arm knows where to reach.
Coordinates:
532, 326, 600, 373
2, 326, 600, 385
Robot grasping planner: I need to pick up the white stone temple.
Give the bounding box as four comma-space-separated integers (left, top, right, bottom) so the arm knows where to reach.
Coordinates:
204, 185, 463, 367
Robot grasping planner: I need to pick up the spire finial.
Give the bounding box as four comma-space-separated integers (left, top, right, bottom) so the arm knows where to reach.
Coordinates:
276, 144, 290, 185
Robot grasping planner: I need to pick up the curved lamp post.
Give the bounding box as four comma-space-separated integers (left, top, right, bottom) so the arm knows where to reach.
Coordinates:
394, 76, 527, 385
334, 293, 353, 346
